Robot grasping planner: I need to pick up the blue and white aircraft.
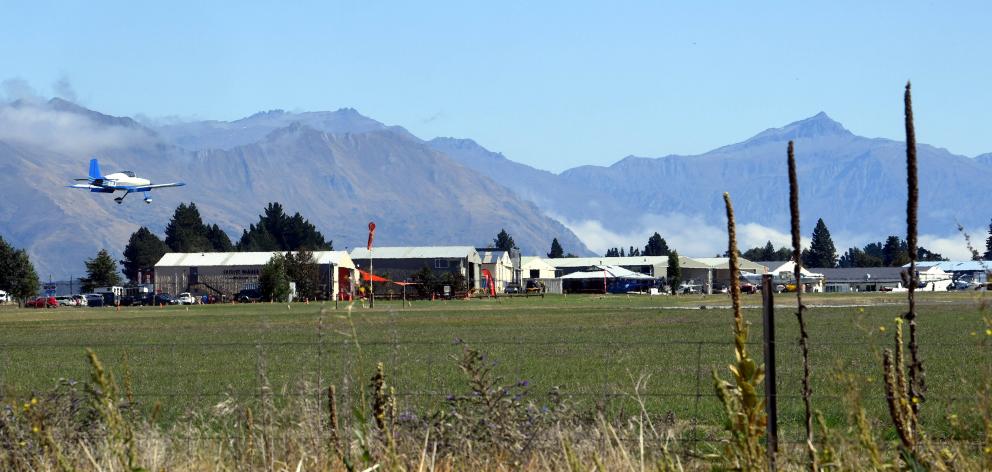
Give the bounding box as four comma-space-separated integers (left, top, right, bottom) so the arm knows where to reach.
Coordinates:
68, 158, 185, 204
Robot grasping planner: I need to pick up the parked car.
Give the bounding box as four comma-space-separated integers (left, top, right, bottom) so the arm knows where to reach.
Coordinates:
236, 288, 262, 303
55, 295, 76, 306
177, 292, 196, 305
152, 293, 177, 305
0, 290, 9, 303
71, 294, 87, 306
119, 294, 147, 306
26, 296, 59, 308
503, 283, 522, 294
83, 293, 105, 307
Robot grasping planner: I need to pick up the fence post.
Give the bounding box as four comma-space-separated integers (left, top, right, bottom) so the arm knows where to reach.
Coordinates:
761, 274, 779, 467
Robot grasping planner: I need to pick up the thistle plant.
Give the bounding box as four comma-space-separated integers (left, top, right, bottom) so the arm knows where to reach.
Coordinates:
712, 192, 767, 471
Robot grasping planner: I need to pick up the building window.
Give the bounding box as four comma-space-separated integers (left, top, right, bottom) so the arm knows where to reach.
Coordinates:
435, 259, 450, 269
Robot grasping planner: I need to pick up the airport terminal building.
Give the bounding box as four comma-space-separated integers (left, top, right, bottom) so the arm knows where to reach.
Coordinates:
154, 251, 357, 300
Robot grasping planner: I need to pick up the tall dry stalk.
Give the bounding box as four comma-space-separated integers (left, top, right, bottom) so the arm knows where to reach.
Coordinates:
788, 140, 817, 470
712, 192, 767, 471
903, 81, 926, 414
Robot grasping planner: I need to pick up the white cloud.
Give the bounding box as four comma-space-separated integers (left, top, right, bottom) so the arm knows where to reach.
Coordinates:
558, 212, 811, 258
560, 212, 981, 261
0, 103, 152, 155
919, 231, 983, 261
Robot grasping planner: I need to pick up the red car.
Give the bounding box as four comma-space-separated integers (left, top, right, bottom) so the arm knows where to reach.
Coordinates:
25, 296, 59, 308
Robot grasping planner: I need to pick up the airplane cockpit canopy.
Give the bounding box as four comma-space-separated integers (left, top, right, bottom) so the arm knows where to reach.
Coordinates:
122, 171, 136, 177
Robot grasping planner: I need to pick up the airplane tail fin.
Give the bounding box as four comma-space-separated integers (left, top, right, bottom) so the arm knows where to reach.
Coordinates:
88, 158, 102, 180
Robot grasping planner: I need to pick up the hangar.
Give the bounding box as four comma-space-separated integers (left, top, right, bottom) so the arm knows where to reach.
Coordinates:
154, 251, 357, 300
349, 246, 482, 290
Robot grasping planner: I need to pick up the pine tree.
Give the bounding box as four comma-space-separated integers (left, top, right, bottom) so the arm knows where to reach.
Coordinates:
81, 249, 122, 293
547, 238, 564, 258
0, 237, 39, 305
205, 224, 233, 252
619, 247, 625, 257
643, 232, 670, 256
985, 218, 992, 261
238, 202, 331, 251
667, 250, 681, 295
120, 227, 169, 282
259, 253, 290, 302
492, 229, 517, 252
881, 235, 910, 267
802, 218, 838, 268
164, 202, 212, 252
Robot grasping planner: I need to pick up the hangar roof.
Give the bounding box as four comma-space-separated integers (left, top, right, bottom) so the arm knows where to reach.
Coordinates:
155, 251, 355, 269
349, 246, 481, 262
693, 257, 765, 272
545, 255, 709, 269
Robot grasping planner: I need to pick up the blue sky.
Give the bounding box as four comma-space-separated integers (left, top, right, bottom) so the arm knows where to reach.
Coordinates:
2, 1, 989, 172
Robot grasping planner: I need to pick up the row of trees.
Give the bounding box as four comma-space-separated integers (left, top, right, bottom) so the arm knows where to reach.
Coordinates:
604, 232, 671, 257
121, 202, 331, 283
739, 218, 952, 268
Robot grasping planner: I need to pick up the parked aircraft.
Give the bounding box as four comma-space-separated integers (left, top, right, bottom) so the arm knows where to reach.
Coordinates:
67, 158, 185, 204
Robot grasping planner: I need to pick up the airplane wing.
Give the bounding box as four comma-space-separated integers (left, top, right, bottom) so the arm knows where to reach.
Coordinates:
67, 184, 102, 189
123, 182, 186, 192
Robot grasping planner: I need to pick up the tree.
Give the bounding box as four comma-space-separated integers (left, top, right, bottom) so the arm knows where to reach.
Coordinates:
80, 249, 122, 293
259, 253, 290, 302
742, 241, 792, 262
917, 247, 946, 262
838, 247, 882, 268
492, 229, 517, 252
164, 202, 212, 252
881, 236, 910, 267
205, 224, 233, 252
285, 250, 319, 300
440, 271, 467, 294
985, 218, 992, 261
802, 218, 838, 268
643, 232, 670, 256
667, 250, 681, 295
237, 202, 332, 251
547, 238, 564, 259
411, 266, 438, 298
120, 227, 169, 283
0, 236, 40, 305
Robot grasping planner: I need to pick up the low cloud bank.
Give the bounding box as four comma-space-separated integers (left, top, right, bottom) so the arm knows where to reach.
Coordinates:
560, 212, 981, 262
0, 102, 152, 155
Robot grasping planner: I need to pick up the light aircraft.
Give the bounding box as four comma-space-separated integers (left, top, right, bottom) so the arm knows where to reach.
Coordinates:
68, 158, 185, 204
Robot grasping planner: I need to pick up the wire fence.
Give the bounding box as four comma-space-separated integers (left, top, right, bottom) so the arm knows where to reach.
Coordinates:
2, 320, 989, 450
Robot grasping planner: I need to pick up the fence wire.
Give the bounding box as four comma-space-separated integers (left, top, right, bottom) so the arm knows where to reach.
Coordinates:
1, 306, 990, 454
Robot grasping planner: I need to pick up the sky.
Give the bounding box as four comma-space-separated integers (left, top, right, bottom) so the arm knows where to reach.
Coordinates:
1, 1, 990, 173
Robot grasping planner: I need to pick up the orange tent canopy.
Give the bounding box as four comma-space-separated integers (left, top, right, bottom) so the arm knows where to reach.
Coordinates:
358, 269, 389, 282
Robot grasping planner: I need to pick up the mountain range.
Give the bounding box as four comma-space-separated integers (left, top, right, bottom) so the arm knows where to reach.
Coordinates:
1, 98, 989, 279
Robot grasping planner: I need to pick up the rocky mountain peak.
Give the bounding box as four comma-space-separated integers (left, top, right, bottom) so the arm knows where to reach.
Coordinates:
744, 111, 853, 145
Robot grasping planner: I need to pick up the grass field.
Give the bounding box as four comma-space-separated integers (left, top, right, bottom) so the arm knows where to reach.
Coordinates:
1, 291, 990, 445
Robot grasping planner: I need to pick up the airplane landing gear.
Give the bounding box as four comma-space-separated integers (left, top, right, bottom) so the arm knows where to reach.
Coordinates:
114, 196, 124, 204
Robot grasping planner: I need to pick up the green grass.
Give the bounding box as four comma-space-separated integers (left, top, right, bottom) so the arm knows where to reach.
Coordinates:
0, 292, 989, 443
